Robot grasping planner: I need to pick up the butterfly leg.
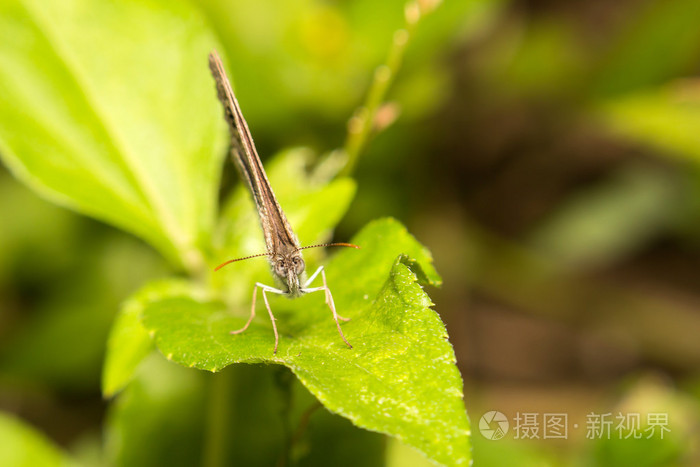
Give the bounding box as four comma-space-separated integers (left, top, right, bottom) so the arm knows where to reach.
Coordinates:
305, 266, 350, 321
230, 284, 259, 336
231, 282, 285, 354
304, 266, 352, 349
304, 265, 323, 287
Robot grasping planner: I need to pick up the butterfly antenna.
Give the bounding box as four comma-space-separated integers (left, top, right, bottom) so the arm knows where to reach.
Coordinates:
297, 242, 360, 252
214, 252, 271, 271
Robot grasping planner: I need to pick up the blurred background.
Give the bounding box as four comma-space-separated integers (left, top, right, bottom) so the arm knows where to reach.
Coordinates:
2, 0, 700, 465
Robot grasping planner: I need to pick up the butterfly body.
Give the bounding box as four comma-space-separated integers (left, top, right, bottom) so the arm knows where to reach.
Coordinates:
208, 50, 355, 353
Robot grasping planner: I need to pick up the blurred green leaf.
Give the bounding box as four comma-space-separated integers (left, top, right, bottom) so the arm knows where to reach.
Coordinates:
0, 233, 165, 391
105, 355, 208, 467
106, 356, 386, 467
477, 17, 585, 98
196, 0, 397, 128
470, 435, 561, 467
592, 0, 700, 97
197, 0, 502, 147
586, 375, 695, 467
102, 278, 199, 397
599, 81, 700, 163
0, 0, 227, 270
141, 218, 470, 466
0, 173, 77, 283
0, 412, 75, 467
1, 297, 113, 390
529, 165, 681, 269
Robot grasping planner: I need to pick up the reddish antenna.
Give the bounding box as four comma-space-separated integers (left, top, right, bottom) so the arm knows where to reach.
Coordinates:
214, 252, 271, 271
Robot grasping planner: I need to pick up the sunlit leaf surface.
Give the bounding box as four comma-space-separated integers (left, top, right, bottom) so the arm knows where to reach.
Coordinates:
142, 219, 470, 466
0, 0, 227, 269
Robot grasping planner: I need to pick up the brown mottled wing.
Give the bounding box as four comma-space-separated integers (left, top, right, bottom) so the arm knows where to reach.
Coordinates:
208, 50, 300, 256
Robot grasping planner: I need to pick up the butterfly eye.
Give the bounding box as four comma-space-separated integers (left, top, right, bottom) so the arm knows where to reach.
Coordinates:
274, 260, 286, 276
292, 256, 305, 274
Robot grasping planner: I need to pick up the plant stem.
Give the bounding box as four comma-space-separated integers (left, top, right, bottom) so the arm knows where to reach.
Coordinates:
340, 0, 442, 177
202, 369, 232, 467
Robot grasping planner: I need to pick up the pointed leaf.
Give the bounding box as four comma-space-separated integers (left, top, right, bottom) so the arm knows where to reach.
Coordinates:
142, 218, 470, 466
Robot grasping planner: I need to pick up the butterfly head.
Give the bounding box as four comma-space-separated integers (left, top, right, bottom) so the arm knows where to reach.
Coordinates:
214, 242, 359, 297
272, 251, 306, 297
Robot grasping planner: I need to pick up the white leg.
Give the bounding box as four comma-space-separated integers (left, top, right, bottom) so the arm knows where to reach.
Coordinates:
303, 265, 324, 288
304, 267, 350, 322
261, 287, 279, 354
231, 282, 286, 354
304, 269, 352, 349
321, 268, 351, 322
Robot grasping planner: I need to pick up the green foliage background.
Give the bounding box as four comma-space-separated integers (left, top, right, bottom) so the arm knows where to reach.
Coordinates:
2, 0, 700, 466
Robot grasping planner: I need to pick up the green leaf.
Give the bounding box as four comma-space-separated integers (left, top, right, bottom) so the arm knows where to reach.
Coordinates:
0, 0, 227, 270
0, 412, 75, 467
102, 279, 202, 397
141, 218, 470, 466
